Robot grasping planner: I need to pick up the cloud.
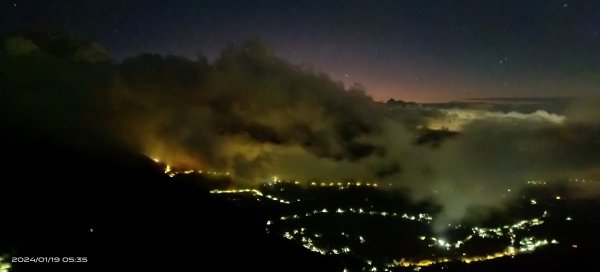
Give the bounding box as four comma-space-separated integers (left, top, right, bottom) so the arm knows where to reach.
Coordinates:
409, 101, 600, 230
426, 108, 565, 131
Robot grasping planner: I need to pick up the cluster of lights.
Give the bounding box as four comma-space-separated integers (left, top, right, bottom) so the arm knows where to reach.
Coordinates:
394, 257, 451, 268
265, 179, 381, 190
530, 195, 566, 205
458, 247, 517, 264
278, 226, 389, 272
526, 180, 547, 185
568, 178, 597, 183
149, 165, 580, 271
268, 207, 434, 271
281, 227, 353, 256
272, 208, 433, 224
440, 212, 545, 249
207, 179, 562, 270
518, 237, 550, 253
307, 181, 379, 189
527, 178, 599, 185
266, 179, 302, 186
150, 157, 230, 178
393, 240, 552, 268
152, 157, 385, 194
209, 188, 298, 204
394, 212, 555, 268
211, 179, 386, 207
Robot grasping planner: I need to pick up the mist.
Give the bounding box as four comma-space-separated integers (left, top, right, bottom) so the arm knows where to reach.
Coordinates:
2, 32, 599, 230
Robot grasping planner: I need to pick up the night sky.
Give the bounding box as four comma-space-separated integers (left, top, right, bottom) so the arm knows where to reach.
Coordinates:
2, 0, 598, 102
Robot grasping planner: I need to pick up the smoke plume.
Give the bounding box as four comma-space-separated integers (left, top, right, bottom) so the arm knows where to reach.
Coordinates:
2, 33, 599, 229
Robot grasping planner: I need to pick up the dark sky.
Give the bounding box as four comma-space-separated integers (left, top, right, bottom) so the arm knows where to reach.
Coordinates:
1, 0, 599, 102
